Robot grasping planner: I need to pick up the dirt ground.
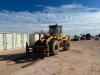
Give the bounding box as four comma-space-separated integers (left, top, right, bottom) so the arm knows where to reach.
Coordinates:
0, 40, 100, 75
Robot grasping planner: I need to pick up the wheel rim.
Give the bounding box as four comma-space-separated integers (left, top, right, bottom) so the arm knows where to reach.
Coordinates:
55, 44, 59, 50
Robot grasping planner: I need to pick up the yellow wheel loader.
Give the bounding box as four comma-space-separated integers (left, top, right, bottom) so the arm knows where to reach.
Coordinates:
26, 24, 70, 58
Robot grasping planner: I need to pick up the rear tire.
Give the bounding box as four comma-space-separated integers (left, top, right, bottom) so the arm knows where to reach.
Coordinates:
63, 40, 70, 51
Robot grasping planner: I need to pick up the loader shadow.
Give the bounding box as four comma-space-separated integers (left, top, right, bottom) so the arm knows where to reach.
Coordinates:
0, 52, 40, 64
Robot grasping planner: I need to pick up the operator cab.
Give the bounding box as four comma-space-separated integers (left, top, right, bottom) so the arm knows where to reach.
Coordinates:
49, 24, 62, 36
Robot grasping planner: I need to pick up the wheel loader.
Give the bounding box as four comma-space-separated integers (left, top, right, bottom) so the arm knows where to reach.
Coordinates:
26, 24, 70, 58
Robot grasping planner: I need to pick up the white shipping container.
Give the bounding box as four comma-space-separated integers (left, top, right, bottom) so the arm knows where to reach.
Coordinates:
0, 34, 3, 50
0, 33, 29, 50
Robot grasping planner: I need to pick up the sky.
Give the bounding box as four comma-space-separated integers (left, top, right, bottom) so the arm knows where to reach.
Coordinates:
0, 0, 100, 35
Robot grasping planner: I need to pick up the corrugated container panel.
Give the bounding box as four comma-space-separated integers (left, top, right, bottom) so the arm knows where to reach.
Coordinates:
35, 34, 39, 41
24, 34, 29, 47
12, 33, 17, 48
6, 34, 13, 49
0, 34, 3, 50
29, 34, 35, 46
16, 34, 21, 47
29, 34, 40, 46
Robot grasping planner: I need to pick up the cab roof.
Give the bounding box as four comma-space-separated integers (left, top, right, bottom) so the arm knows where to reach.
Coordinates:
49, 24, 62, 28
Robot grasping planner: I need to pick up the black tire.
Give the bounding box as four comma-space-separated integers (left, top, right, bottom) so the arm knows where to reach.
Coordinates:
63, 40, 70, 51
49, 40, 60, 55
42, 45, 50, 57
34, 40, 49, 57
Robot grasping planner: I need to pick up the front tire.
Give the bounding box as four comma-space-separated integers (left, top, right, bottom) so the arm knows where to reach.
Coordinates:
49, 40, 60, 55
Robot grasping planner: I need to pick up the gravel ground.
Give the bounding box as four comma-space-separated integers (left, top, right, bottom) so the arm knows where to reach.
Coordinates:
0, 40, 100, 75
